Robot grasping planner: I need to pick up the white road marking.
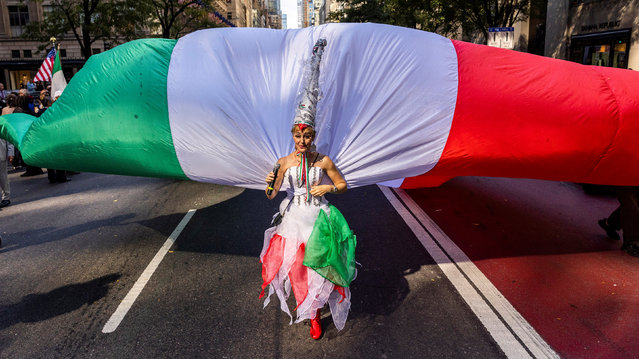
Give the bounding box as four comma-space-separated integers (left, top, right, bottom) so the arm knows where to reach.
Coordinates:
102, 209, 197, 333
379, 186, 559, 359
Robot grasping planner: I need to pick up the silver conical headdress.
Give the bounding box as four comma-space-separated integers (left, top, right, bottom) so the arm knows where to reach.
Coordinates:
293, 38, 327, 129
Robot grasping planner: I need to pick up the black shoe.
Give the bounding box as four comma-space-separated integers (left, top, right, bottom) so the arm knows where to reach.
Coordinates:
0, 200, 10, 208
622, 243, 639, 258
598, 219, 620, 240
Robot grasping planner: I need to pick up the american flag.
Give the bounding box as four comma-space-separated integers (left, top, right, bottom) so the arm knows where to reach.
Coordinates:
34, 48, 56, 82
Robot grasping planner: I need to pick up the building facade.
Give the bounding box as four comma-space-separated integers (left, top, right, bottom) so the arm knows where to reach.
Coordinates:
546, 0, 638, 69
0, 0, 257, 91
0, 0, 95, 90
299, 0, 325, 27
265, 0, 283, 29
226, 0, 273, 28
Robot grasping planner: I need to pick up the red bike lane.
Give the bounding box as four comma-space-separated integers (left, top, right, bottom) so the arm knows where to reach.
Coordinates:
405, 177, 639, 359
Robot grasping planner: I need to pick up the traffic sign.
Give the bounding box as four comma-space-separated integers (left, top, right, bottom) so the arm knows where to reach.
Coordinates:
488, 27, 515, 49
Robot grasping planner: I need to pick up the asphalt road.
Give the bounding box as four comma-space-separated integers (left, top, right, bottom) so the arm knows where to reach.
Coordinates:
0, 171, 507, 358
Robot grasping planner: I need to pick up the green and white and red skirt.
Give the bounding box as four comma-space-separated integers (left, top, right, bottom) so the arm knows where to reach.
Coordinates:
260, 194, 357, 330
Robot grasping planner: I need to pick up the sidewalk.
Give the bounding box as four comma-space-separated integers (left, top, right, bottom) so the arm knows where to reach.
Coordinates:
406, 177, 638, 359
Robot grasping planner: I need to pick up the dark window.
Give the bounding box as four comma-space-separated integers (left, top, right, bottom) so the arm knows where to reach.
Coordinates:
227, 12, 233, 19
60, 49, 67, 57
8, 6, 29, 37
570, 29, 631, 69
92, 48, 101, 54
11, 50, 20, 58
23, 49, 32, 58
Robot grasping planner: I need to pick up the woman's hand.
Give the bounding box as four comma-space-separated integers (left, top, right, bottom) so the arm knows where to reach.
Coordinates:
265, 171, 275, 185
310, 184, 334, 197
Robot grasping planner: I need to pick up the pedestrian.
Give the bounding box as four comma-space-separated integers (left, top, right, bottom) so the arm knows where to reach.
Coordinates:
33, 89, 49, 115
14, 94, 44, 177
598, 207, 620, 240
0, 83, 7, 109
1, 94, 18, 169
0, 133, 14, 208
26, 80, 36, 92
599, 186, 639, 257
1, 93, 16, 116
3, 94, 24, 169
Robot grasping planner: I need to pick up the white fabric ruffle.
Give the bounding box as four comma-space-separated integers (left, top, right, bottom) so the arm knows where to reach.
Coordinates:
261, 166, 352, 330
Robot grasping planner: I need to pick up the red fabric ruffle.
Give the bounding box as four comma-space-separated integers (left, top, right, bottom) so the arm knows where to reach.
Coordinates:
290, 243, 309, 310
260, 234, 284, 298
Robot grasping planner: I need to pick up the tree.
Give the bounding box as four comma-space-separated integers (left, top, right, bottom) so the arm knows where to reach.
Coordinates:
142, 0, 223, 39
24, 0, 149, 60
328, 0, 460, 37
450, 0, 533, 41
328, 0, 389, 24
386, 0, 460, 35
329, 0, 541, 41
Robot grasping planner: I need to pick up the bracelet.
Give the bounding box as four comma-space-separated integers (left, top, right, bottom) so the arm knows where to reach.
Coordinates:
331, 185, 338, 193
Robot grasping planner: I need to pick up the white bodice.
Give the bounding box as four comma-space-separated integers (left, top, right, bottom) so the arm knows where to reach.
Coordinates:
284, 166, 329, 207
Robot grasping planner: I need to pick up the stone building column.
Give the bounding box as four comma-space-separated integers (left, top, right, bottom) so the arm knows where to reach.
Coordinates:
0, 0, 10, 36
545, 0, 569, 59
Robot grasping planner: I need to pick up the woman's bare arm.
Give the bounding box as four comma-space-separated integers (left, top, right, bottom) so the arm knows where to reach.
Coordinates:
310, 155, 346, 197
265, 158, 287, 200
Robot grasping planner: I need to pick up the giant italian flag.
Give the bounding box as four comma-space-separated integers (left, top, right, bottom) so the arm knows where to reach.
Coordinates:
1, 23, 638, 189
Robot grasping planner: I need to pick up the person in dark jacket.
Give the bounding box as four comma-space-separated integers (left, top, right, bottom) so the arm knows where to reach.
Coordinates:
14, 94, 45, 177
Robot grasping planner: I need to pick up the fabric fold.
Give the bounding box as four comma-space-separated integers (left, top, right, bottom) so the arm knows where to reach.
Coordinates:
304, 204, 357, 287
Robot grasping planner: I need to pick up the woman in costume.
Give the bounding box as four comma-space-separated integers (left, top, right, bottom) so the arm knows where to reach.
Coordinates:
259, 39, 357, 340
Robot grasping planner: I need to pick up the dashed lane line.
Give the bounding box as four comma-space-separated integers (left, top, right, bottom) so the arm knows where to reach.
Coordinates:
102, 209, 197, 334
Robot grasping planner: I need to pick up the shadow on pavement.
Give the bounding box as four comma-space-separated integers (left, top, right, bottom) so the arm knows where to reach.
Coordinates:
96, 185, 502, 357
5, 172, 183, 208
407, 176, 622, 260
0, 214, 136, 255
137, 186, 432, 319
0, 274, 121, 330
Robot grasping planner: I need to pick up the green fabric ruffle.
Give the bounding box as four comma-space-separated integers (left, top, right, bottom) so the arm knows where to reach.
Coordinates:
303, 204, 356, 287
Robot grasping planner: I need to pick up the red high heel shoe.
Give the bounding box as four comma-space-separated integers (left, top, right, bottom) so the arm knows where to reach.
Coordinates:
310, 309, 322, 339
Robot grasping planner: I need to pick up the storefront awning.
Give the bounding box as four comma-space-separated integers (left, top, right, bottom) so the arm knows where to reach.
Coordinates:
572, 28, 631, 40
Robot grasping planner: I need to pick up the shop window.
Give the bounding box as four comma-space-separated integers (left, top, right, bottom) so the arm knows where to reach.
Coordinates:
613, 42, 628, 68
584, 44, 610, 66
11, 50, 20, 58
8, 6, 29, 37
23, 49, 32, 58
570, 29, 631, 69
